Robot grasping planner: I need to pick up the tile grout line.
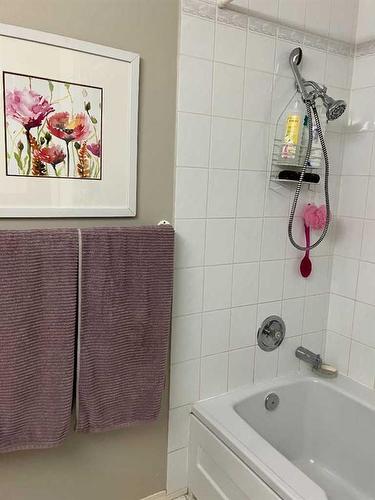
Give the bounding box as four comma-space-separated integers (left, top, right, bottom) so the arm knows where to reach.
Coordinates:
345, 126, 375, 380
226, 4, 250, 391
197, 1, 218, 401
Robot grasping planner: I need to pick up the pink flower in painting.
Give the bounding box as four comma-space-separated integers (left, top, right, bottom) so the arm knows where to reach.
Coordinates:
36, 145, 66, 166
6, 89, 54, 130
47, 112, 91, 142
87, 141, 101, 158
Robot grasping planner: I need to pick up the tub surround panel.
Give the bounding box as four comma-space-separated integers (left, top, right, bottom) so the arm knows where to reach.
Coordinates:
168, 0, 354, 494
327, 0, 375, 391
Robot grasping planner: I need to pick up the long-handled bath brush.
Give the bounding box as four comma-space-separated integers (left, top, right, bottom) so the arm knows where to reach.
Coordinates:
300, 204, 327, 278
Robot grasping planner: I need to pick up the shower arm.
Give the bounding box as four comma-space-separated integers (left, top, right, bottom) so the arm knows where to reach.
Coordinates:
298, 80, 328, 105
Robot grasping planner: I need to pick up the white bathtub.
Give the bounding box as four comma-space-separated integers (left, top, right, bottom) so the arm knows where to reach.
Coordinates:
188, 373, 375, 500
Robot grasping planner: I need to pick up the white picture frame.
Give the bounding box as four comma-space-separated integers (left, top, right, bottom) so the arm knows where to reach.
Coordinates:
0, 23, 139, 217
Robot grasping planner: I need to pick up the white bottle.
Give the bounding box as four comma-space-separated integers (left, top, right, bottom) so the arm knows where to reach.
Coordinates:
309, 103, 327, 168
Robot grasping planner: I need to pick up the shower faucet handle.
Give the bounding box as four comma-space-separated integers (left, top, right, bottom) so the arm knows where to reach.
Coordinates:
258, 316, 285, 352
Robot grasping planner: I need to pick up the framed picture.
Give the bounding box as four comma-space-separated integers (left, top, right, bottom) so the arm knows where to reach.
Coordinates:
0, 23, 139, 217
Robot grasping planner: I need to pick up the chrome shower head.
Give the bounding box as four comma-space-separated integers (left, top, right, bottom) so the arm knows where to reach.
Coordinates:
321, 94, 346, 121
289, 47, 347, 121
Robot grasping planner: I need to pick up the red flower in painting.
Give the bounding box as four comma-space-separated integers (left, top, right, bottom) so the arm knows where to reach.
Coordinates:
87, 141, 101, 158
47, 112, 91, 142
36, 145, 66, 166
5, 89, 54, 130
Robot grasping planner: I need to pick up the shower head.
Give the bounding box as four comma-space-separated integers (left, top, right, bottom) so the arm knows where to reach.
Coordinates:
289, 47, 347, 121
321, 94, 347, 121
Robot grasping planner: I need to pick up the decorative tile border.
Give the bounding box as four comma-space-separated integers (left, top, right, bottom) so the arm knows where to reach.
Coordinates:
247, 15, 277, 37
217, 7, 248, 30
328, 39, 354, 57
182, 0, 353, 58
278, 25, 304, 45
356, 40, 375, 57
182, 0, 216, 21
304, 32, 328, 52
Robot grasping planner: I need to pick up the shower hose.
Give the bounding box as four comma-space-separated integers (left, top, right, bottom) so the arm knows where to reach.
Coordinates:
288, 101, 330, 251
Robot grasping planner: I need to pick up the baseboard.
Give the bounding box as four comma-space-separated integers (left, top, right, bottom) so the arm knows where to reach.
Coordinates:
167, 489, 188, 499
142, 492, 167, 500
141, 490, 187, 500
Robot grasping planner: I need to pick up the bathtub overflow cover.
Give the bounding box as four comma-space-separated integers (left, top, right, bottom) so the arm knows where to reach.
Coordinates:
265, 393, 279, 411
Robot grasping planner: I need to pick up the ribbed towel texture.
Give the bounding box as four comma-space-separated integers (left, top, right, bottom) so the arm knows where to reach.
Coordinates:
76, 226, 175, 432
0, 225, 174, 451
0, 230, 78, 452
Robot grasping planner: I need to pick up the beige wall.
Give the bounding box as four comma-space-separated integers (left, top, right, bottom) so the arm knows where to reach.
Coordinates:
0, 0, 178, 499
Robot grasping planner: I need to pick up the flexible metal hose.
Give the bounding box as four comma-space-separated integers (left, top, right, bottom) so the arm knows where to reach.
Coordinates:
287, 102, 330, 251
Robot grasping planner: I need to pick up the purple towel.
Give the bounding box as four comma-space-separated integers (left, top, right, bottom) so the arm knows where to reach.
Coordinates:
0, 229, 77, 452
76, 226, 175, 432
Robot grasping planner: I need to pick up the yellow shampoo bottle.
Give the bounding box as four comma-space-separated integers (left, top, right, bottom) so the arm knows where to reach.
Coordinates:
281, 96, 304, 162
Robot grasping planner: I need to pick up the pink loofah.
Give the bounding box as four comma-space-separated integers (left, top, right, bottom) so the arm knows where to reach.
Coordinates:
303, 204, 327, 230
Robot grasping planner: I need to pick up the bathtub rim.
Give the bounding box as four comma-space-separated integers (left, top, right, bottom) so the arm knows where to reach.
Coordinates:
191, 372, 375, 500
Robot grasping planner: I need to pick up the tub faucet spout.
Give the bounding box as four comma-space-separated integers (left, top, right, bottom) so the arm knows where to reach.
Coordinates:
295, 346, 322, 369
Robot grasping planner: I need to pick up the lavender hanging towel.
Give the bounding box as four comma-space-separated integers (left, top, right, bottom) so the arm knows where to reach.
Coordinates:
0, 229, 78, 452
76, 225, 175, 432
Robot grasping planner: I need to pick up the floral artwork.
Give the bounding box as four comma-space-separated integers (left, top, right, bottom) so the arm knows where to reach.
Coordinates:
3, 72, 103, 179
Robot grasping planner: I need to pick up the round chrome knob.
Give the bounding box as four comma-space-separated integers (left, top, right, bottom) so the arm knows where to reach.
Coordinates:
257, 315, 285, 352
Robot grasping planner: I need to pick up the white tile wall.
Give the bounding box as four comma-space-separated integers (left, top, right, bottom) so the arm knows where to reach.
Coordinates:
201, 309, 230, 355
210, 116, 241, 169
234, 218, 262, 262
207, 169, 238, 216
245, 32, 275, 73
325, 331, 351, 374
305, 0, 331, 37
240, 120, 270, 170
212, 62, 244, 118
176, 113, 211, 168
348, 341, 375, 386
356, 0, 375, 43
278, 0, 306, 29
205, 218, 235, 264
200, 352, 229, 398
327, 1, 375, 408
168, 0, 358, 495
174, 168, 208, 219
178, 55, 213, 114
228, 347, 255, 390
329, 0, 358, 43
229, 304, 257, 348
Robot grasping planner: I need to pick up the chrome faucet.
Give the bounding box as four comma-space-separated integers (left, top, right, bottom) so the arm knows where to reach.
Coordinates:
295, 346, 322, 369
295, 346, 337, 377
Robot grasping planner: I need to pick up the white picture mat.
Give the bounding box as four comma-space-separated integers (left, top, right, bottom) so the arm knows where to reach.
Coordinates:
0, 25, 139, 217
